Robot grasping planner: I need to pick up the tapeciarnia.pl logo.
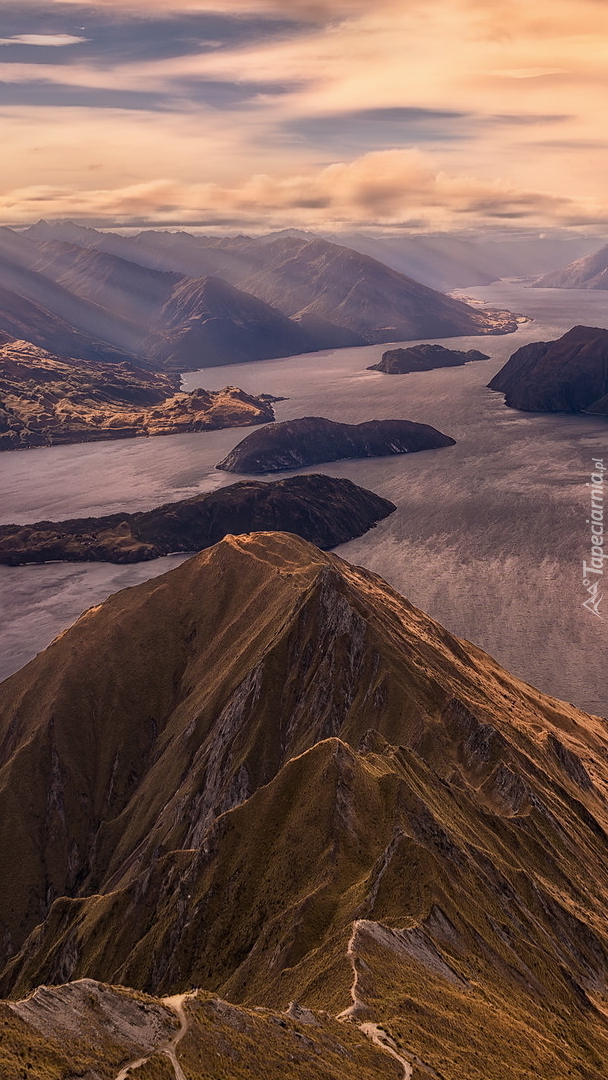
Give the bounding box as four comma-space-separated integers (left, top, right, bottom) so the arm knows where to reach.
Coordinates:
582, 457, 606, 619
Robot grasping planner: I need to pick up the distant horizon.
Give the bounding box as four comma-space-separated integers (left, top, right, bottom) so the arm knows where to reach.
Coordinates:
6, 218, 608, 246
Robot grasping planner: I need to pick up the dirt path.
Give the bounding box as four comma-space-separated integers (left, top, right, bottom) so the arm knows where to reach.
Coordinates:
359, 1021, 414, 1080
113, 993, 193, 1080
160, 994, 191, 1080
337, 922, 414, 1079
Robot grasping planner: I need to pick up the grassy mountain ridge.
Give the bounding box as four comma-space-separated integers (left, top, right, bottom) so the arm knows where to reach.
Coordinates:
1, 532, 608, 1076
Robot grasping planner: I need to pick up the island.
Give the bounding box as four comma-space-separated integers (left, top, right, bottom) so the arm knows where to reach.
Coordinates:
216, 415, 455, 474
0, 339, 275, 450
368, 343, 490, 374
0, 474, 396, 565
488, 325, 608, 415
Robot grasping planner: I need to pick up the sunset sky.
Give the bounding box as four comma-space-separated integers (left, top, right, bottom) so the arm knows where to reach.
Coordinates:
2, 0, 608, 233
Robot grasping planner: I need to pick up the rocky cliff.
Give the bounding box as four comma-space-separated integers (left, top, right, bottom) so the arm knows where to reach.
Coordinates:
488, 324, 608, 413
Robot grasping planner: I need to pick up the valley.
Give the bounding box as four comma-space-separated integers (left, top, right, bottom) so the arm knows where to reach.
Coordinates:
1, 281, 606, 717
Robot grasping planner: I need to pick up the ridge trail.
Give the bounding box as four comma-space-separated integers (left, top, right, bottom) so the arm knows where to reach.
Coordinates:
337, 921, 414, 1079
113, 992, 193, 1080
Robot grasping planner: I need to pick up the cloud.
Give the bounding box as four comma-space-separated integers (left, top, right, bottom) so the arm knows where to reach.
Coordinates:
1, 0, 608, 235
1, 149, 605, 232
0, 34, 88, 47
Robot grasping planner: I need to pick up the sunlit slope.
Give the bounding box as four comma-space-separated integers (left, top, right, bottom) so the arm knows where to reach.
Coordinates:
1, 532, 608, 1077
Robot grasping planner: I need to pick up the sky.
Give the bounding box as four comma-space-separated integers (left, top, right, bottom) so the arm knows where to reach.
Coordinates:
1, 0, 607, 234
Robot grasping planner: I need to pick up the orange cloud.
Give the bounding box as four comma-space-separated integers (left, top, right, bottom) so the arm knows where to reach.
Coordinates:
1, 150, 605, 232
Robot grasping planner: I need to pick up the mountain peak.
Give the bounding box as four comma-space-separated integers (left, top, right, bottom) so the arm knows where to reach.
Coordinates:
2, 532, 608, 1075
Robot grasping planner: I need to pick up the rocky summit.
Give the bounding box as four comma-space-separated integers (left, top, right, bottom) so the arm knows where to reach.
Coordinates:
1, 532, 608, 1078
488, 324, 608, 414
0, 339, 275, 450
216, 415, 455, 473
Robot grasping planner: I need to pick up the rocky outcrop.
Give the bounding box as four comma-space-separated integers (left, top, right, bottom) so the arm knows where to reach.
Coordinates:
0, 339, 275, 450
368, 343, 489, 374
1, 981, 398, 1080
0, 474, 396, 564
488, 325, 608, 413
216, 415, 455, 473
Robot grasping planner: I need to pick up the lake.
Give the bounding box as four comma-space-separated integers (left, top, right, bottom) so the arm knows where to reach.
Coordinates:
1, 280, 607, 716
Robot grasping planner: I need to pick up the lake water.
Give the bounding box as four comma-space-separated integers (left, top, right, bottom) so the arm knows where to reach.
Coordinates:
1, 281, 607, 716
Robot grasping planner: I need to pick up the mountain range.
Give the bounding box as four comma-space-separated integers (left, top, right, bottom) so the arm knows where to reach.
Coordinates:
332, 231, 601, 291
1, 531, 608, 1079
0, 222, 518, 372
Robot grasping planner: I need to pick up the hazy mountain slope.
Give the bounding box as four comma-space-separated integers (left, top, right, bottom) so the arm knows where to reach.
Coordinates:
534, 241, 608, 289
8, 227, 353, 367
338, 233, 602, 290
24, 220, 254, 283
488, 324, 608, 413
2, 532, 608, 1078
29, 239, 180, 329
144, 274, 315, 369
0, 284, 138, 366
237, 236, 512, 341
21, 224, 516, 345
332, 233, 505, 290
0, 233, 150, 358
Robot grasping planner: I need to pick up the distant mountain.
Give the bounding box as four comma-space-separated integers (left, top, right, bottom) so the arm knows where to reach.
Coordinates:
488, 325, 608, 414
0, 228, 151, 360
0, 283, 138, 367
0, 474, 396, 563
19, 223, 518, 353
29, 237, 180, 329
2, 532, 608, 1080
327, 232, 603, 291
368, 343, 489, 374
230, 235, 517, 341
144, 274, 317, 369
0, 339, 274, 450
216, 415, 455, 473
533, 241, 608, 289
